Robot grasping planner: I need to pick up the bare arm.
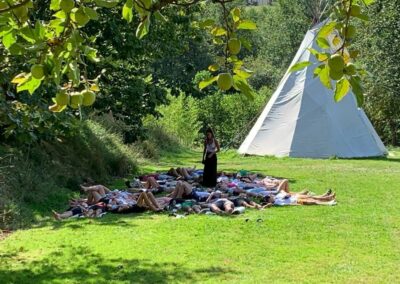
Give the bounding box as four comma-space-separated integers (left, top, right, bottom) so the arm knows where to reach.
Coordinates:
202, 140, 207, 162
215, 139, 220, 153
205, 192, 215, 203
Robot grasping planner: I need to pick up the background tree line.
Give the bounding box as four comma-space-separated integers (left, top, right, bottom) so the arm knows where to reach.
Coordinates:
0, 0, 399, 147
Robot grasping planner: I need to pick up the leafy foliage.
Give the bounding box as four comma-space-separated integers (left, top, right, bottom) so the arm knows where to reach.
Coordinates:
290, 0, 376, 105
145, 87, 271, 147
356, 0, 400, 145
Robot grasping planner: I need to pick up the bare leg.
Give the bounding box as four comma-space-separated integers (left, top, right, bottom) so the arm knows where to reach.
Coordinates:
52, 210, 73, 220
262, 203, 273, 209
298, 198, 336, 205
146, 192, 161, 210
168, 182, 185, 199
169, 168, 180, 177
296, 193, 335, 201
181, 182, 193, 197
145, 177, 159, 191
247, 201, 263, 209
87, 192, 95, 204
179, 168, 191, 180
137, 192, 161, 212
277, 179, 289, 193
88, 191, 103, 204
80, 185, 107, 195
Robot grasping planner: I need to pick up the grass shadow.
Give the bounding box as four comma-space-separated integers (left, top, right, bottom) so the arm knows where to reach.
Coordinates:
0, 246, 237, 283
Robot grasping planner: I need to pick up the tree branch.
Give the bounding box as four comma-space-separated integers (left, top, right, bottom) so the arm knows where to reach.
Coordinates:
0, 0, 30, 14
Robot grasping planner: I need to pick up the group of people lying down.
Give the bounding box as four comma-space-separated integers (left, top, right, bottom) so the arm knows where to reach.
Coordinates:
53, 167, 337, 220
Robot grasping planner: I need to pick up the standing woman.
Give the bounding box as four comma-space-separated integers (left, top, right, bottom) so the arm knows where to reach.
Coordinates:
202, 128, 220, 187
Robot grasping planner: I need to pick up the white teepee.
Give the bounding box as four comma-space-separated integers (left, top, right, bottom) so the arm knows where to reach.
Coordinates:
238, 22, 387, 158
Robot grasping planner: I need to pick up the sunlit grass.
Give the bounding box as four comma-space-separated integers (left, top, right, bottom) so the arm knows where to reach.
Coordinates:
1, 149, 399, 283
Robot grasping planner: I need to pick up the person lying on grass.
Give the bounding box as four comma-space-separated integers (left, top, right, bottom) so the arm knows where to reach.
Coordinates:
52, 201, 107, 220
263, 189, 336, 206
208, 198, 235, 215
168, 167, 198, 180
168, 181, 211, 202
81, 185, 165, 213
80, 184, 111, 205
126, 176, 176, 194
229, 194, 272, 210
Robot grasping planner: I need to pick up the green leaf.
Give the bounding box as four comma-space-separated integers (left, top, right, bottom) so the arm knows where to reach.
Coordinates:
84, 46, 100, 62
319, 65, 332, 89
74, 7, 91, 26
199, 76, 218, 90
49, 19, 65, 36
212, 38, 224, 45
141, 0, 152, 9
154, 11, 167, 22
136, 16, 151, 39
199, 19, 214, 28
316, 53, 329, 62
316, 37, 330, 49
94, 0, 120, 8
0, 15, 10, 25
50, 0, 61, 10
211, 27, 227, 36
237, 20, 256, 30
84, 7, 99, 20
16, 75, 42, 95
208, 64, 219, 72
54, 10, 67, 19
240, 38, 252, 50
68, 61, 80, 86
11, 73, 29, 84
349, 76, 364, 106
289, 61, 312, 72
8, 43, 25, 55
234, 68, 252, 79
308, 48, 319, 56
231, 7, 240, 23
317, 21, 337, 38
2, 31, 16, 49
362, 0, 375, 5
334, 78, 350, 102
34, 21, 45, 40
122, 0, 133, 23
233, 75, 255, 99
313, 64, 325, 78
353, 13, 369, 21
19, 26, 36, 43
0, 26, 12, 37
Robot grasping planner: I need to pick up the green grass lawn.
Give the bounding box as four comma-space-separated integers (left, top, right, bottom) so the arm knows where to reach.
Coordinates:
1, 149, 400, 283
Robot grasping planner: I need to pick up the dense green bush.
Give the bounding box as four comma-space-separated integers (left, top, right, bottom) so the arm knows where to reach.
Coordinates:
144, 93, 202, 147
144, 88, 271, 148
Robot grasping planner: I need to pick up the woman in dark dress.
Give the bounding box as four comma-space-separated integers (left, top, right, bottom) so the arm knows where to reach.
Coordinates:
202, 128, 220, 187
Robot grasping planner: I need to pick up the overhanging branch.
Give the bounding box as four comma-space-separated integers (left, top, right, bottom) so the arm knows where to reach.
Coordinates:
0, 0, 30, 14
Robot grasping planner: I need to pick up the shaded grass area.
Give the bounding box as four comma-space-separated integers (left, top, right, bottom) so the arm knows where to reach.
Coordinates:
1, 149, 400, 283
0, 120, 138, 230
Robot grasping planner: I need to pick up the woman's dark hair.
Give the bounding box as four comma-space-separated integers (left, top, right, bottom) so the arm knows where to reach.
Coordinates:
206, 127, 214, 139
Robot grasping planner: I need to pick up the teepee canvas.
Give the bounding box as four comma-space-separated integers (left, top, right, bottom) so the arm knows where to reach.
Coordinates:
238, 22, 387, 158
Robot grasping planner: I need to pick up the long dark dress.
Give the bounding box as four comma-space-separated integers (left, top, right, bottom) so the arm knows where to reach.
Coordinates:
203, 153, 217, 187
